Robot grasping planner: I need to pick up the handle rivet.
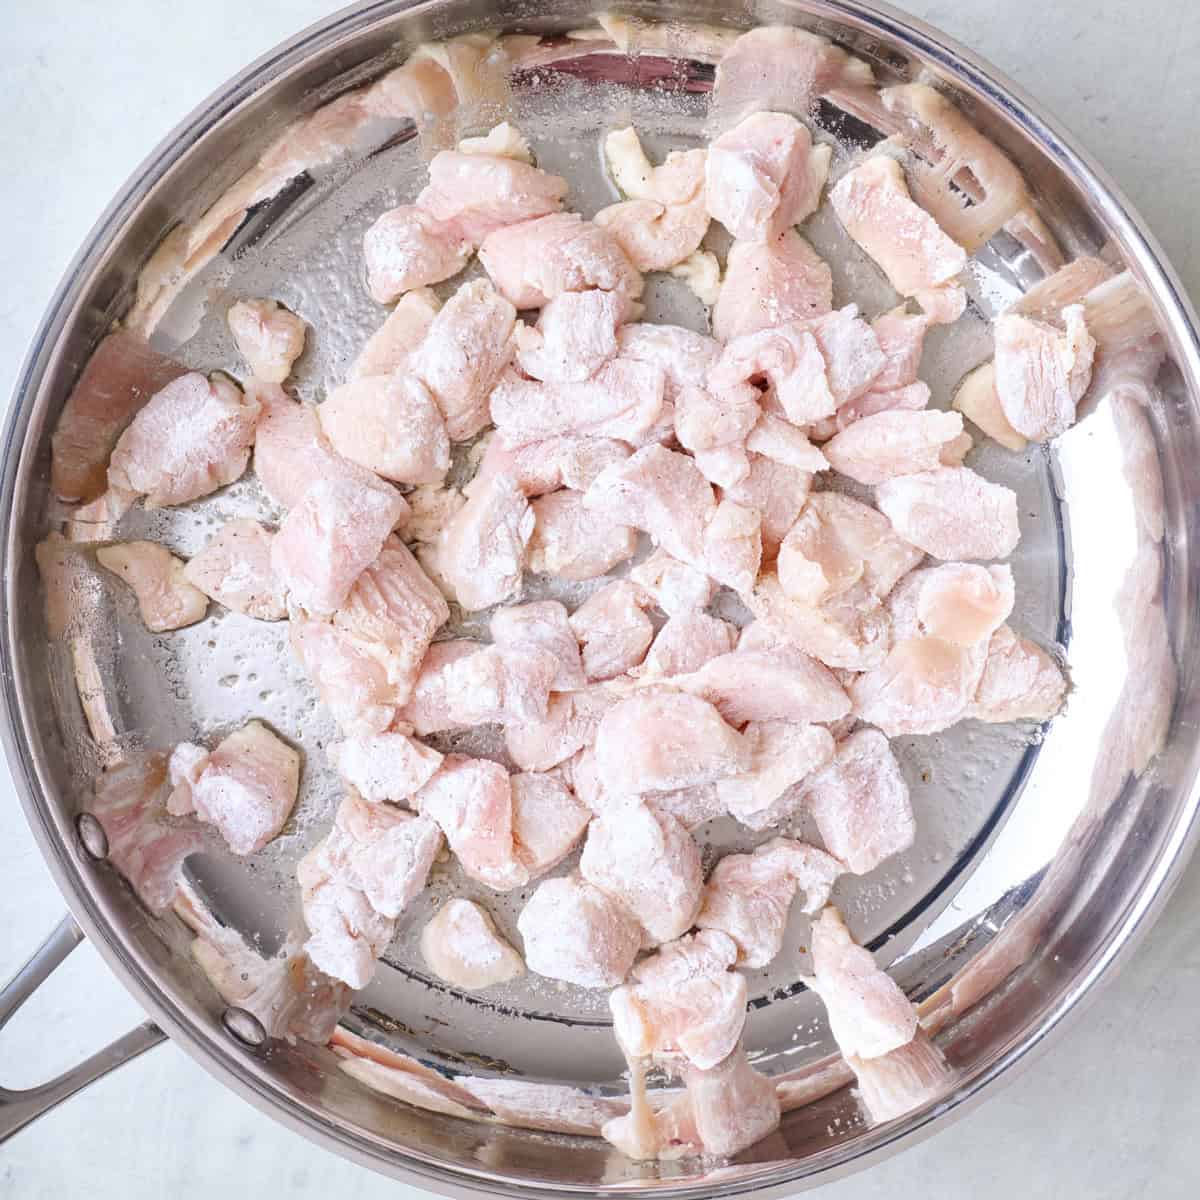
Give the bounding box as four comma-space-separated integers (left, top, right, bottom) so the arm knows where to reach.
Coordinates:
222, 1006, 267, 1047
76, 813, 109, 860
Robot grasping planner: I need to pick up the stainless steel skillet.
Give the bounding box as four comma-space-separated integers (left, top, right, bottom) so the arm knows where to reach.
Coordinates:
2, 1, 1199, 1196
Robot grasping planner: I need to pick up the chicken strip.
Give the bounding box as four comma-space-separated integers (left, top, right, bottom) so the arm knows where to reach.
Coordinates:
478, 212, 643, 309
875, 466, 1020, 561
528, 490, 639, 582
569, 581, 654, 681
580, 800, 704, 944
706, 112, 830, 241
799, 729, 914, 874
420, 898, 525, 989
594, 692, 748, 795
697, 837, 843, 967
167, 721, 300, 856
183, 519, 286, 621
517, 874, 642, 988
407, 279, 517, 441
610, 931, 747, 1070
414, 755, 528, 891
328, 732, 443, 804
829, 155, 967, 324
271, 472, 408, 615
227, 298, 307, 383
108, 372, 260, 508
318, 375, 450, 484
96, 540, 208, 632
712, 231, 833, 343
993, 305, 1096, 441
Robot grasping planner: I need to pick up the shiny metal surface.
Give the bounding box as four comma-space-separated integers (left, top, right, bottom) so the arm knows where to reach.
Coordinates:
2, 0, 1198, 1195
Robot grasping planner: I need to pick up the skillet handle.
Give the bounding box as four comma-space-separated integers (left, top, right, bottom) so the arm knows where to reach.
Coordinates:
0, 915, 166, 1141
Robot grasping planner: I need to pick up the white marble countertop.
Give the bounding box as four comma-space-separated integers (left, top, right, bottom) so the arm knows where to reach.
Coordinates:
1, 2, 1198, 1196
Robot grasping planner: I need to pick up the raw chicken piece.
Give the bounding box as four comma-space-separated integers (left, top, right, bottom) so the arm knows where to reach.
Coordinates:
227, 298, 306, 383
701, 499, 763, 593
510, 770, 592, 876
318, 375, 450, 484
168, 721, 300, 856
349, 287, 442, 381
952, 361, 1027, 452
251, 383, 349, 510
108, 373, 260, 507
610, 931, 746, 1069
505, 689, 616, 772
417, 148, 568, 243
629, 549, 716, 616
183, 519, 286, 621
823, 410, 966, 484
96, 541, 207, 632
808, 306, 889, 405
51, 329, 187, 502
808, 905, 917, 1058
875, 467, 1020, 561
594, 692, 748, 795
745, 413, 829, 472
491, 600, 586, 692
616, 323, 721, 397
334, 536, 450, 701
328, 732, 443, 803
850, 1030, 952, 1124
692, 443, 751, 489
491, 360, 665, 447
799, 729, 914, 874
968, 624, 1066, 723
880, 82, 1030, 254
675, 642, 851, 727
400, 484, 466, 548
436, 470, 533, 612
528, 490, 639, 581
271, 472, 408, 615
496, 435, 632, 497
680, 1050, 782, 1158
673, 383, 761, 453
717, 721, 835, 824
869, 307, 930, 392
898, 562, 1015, 646
829, 156, 967, 323
414, 755, 528, 891
396, 640, 480, 735
89, 755, 203, 910
712, 231, 833, 343
720, 455, 813, 554
750, 571, 892, 672
433, 643, 558, 727
778, 491, 925, 607
407, 279, 517, 441
645, 783, 726, 831
362, 206, 470, 303
817, 381, 931, 441
709, 25, 873, 127
636, 612, 737, 679
478, 212, 643, 309
596, 129, 709, 272
290, 619, 397, 736
698, 838, 844, 967
669, 249, 722, 305
569, 581, 654, 681
457, 121, 533, 161
584, 445, 716, 566
300, 794, 441, 985
710, 322, 836, 425
849, 636, 985, 737
516, 290, 626, 383
993, 305, 1096, 441
706, 112, 830, 241
420, 898, 525, 989
580, 801, 704, 944
517, 874, 642, 988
